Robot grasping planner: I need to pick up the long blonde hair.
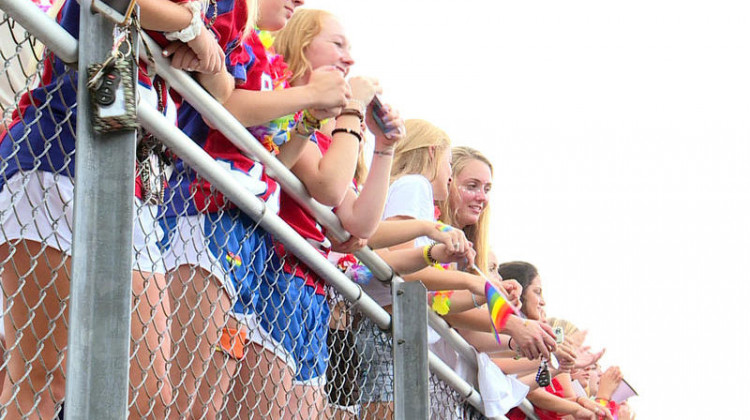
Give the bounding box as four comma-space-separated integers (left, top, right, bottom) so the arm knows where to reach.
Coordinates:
273, 9, 333, 86
438, 146, 493, 274
243, 0, 260, 40
273, 9, 368, 184
390, 119, 451, 185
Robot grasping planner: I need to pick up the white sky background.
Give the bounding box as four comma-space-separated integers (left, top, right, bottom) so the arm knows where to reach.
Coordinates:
311, 1, 750, 418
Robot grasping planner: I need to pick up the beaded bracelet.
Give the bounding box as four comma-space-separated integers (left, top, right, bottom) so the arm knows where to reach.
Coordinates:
331, 127, 362, 143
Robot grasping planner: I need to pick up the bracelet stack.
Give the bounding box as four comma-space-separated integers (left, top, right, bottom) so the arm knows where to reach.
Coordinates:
295, 109, 322, 137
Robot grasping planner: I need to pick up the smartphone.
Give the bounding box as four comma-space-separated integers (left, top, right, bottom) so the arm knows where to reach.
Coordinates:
91, 0, 138, 25
371, 95, 390, 134
553, 326, 565, 344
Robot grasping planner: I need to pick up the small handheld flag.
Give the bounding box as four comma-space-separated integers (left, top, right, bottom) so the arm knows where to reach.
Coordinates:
485, 281, 514, 340
472, 264, 525, 344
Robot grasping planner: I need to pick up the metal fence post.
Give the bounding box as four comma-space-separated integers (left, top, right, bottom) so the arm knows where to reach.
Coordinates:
393, 281, 429, 419
64, 1, 137, 418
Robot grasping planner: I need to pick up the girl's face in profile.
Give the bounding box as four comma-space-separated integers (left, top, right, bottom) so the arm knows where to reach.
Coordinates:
521, 275, 545, 321
449, 159, 492, 228
258, 0, 303, 31
432, 148, 452, 201
304, 16, 354, 76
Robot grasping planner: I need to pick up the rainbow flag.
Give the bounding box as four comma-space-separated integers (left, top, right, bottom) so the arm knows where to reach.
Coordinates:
485, 281, 514, 343
226, 252, 242, 267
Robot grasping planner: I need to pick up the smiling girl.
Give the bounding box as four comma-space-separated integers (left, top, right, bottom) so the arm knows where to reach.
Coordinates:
267, 9, 405, 417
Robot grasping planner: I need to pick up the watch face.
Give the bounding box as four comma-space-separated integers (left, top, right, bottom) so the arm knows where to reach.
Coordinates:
548, 353, 559, 370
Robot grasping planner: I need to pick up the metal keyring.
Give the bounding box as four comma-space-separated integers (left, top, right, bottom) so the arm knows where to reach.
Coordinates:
548, 353, 560, 370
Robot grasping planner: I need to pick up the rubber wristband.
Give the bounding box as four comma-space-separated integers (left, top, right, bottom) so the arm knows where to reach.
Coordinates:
422, 243, 438, 266
422, 245, 432, 266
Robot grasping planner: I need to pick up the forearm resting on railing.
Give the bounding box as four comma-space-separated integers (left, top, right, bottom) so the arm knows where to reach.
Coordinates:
367, 219, 436, 249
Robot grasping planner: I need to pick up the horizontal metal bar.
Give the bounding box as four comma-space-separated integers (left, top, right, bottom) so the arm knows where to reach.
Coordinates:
0, 0, 78, 64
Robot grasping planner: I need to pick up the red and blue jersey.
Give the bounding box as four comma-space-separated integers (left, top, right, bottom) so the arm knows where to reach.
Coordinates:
190, 30, 292, 215
0, 0, 193, 196
163, 0, 254, 217
0, 0, 80, 188
274, 131, 333, 296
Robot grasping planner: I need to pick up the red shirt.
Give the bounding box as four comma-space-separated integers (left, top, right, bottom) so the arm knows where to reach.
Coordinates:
274, 131, 333, 295
507, 377, 567, 420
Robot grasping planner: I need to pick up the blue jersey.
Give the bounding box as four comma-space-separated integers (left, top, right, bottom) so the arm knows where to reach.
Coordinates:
0, 0, 80, 188
0, 0, 177, 197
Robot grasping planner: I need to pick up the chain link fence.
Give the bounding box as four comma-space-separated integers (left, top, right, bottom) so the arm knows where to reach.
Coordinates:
0, 3, 513, 419
1, 4, 73, 418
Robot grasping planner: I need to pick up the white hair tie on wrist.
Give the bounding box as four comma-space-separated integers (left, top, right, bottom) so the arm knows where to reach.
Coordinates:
165, 1, 204, 43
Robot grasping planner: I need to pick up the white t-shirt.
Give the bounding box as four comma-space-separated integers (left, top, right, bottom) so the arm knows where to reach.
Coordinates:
379, 176, 460, 375
382, 174, 434, 246
361, 174, 435, 307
